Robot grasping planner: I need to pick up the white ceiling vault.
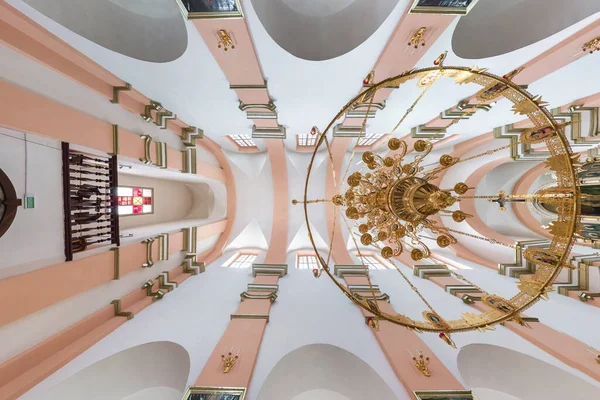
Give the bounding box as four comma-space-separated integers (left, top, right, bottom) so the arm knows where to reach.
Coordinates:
5, 0, 600, 257
9, 0, 600, 150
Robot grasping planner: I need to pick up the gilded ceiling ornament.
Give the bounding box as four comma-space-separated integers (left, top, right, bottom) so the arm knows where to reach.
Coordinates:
301, 62, 579, 335
511, 96, 549, 115
461, 312, 495, 332
454, 66, 487, 85
547, 221, 571, 237
582, 37, 600, 54
518, 277, 554, 300
544, 154, 580, 174
406, 27, 427, 55
216, 29, 235, 52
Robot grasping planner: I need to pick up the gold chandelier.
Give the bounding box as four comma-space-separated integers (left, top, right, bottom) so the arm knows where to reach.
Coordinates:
301, 54, 580, 344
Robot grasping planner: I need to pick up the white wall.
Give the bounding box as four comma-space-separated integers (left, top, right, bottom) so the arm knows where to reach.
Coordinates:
472, 388, 522, 400
21, 250, 600, 399
41, 341, 189, 400
123, 386, 182, 400
0, 232, 220, 366
257, 344, 398, 400
458, 344, 600, 400
0, 127, 64, 273
24, 251, 408, 399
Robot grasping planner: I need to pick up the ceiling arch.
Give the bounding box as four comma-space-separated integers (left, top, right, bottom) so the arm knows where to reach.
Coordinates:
256, 343, 397, 400
250, 0, 403, 61
38, 341, 190, 400
458, 343, 600, 400
452, 0, 600, 59
23, 0, 187, 62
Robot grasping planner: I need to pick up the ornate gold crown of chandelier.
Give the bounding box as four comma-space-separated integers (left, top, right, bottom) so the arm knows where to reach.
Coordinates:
300, 53, 580, 347
336, 139, 472, 262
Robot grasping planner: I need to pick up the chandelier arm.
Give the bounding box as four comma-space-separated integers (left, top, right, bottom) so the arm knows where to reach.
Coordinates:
338, 207, 380, 304
423, 141, 519, 181
439, 264, 490, 297
389, 78, 437, 136
440, 227, 516, 249
341, 87, 378, 184
325, 201, 338, 267
322, 133, 337, 188
389, 255, 439, 314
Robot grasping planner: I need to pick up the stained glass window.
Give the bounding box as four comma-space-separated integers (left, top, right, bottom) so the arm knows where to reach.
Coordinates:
117, 186, 153, 216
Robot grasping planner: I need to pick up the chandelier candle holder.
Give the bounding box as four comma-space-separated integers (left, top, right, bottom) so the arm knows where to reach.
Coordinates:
363, 71, 375, 86
221, 347, 241, 373
300, 54, 579, 341
408, 349, 431, 377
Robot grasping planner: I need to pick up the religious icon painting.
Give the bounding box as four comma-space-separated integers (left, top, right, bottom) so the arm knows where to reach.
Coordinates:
409, 0, 480, 15
524, 248, 561, 268
184, 386, 246, 400
413, 389, 479, 399
520, 125, 557, 144
423, 311, 451, 329
482, 295, 515, 314
475, 81, 509, 102
176, 0, 243, 19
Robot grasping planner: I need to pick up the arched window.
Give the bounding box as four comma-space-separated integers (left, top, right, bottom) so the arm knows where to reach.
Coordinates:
297, 134, 317, 147
297, 254, 318, 269
224, 251, 258, 268
357, 253, 392, 270
229, 134, 256, 147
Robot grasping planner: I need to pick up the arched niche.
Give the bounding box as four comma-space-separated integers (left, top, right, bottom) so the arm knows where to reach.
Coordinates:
118, 174, 215, 231
256, 344, 398, 400
452, 0, 600, 59
250, 0, 401, 61
458, 344, 600, 400
39, 341, 190, 400
23, 0, 187, 62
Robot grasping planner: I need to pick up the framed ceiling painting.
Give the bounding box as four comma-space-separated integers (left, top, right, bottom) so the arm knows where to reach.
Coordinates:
409, 0, 480, 15
176, 0, 244, 19
182, 386, 246, 400
413, 390, 479, 400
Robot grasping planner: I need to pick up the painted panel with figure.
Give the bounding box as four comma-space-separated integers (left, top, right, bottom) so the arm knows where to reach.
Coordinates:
409, 0, 480, 15
413, 389, 478, 399
177, 0, 243, 19
183, 386, 246, 400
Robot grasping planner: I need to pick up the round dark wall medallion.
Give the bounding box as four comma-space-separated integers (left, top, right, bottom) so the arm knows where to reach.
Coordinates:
0, 168, 22, 239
